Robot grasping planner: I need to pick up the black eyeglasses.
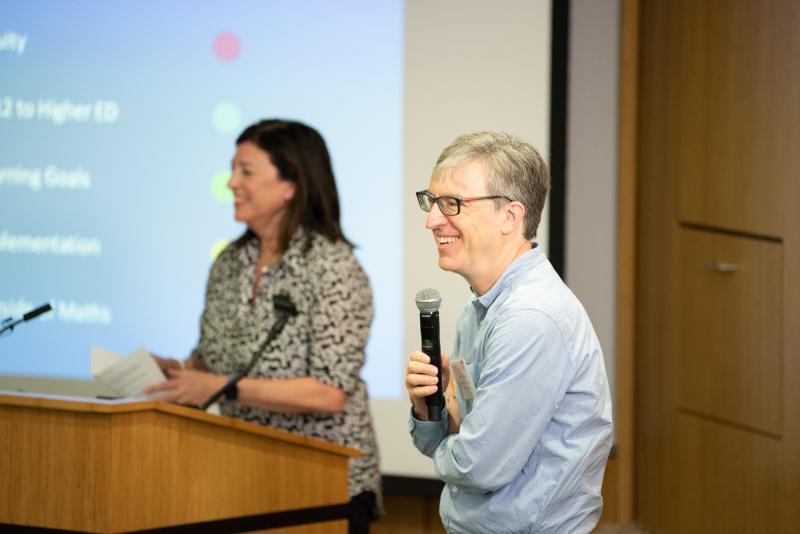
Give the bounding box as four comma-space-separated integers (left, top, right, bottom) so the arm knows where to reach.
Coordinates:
415, 190, 512, 216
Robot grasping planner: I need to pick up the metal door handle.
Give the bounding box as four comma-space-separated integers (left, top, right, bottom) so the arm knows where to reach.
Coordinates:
704, 260, 739, 273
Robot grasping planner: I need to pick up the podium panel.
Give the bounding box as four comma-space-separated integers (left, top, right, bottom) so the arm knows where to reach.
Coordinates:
0, 392, 358, 533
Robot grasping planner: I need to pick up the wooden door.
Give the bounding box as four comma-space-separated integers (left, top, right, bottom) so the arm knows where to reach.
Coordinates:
635, 0, 800, 532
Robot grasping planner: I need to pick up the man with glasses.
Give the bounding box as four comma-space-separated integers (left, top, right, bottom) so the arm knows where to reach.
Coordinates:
405, 132, 613, 533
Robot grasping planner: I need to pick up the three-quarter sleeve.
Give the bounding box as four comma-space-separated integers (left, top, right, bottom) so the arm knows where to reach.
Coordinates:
307, 247, 373, 395
193, 244, 236, 365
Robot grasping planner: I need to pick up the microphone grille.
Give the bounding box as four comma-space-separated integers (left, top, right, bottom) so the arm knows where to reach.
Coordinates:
415, 288, 442, 312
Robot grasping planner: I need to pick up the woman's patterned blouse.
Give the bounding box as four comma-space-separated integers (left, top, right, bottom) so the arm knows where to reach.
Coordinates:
195, 228, 381, 507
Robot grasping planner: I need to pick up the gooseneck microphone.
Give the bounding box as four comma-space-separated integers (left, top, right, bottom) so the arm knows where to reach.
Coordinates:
200, 294, 298, 410
0, 303, 53, 337
415, 288, 443, 421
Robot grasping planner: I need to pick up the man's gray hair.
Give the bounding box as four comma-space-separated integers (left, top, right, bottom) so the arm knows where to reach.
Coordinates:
432, 131, 550, 240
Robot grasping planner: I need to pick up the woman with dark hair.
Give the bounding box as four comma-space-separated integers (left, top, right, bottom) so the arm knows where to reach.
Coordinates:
146, 119, 381, 533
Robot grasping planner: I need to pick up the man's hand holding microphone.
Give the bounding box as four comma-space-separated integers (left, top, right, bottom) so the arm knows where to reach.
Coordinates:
406, 289, 461, 433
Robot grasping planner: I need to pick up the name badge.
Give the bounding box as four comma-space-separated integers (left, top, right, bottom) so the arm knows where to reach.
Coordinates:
450, 358, 476, 401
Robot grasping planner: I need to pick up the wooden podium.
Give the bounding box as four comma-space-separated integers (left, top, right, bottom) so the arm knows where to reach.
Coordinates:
0, 392, 360, 533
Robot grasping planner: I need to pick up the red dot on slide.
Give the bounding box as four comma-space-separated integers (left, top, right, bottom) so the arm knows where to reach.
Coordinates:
213, 32, 240, 62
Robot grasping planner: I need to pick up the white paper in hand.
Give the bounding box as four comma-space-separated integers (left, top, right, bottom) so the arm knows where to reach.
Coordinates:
91, 346, 166, 398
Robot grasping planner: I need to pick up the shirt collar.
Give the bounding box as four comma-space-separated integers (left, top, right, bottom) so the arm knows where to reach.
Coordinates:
241, 226, 309, 275
472, 243, 545, 310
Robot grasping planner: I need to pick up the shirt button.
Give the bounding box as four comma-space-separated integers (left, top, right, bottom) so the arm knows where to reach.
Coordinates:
451, 485, 459, 494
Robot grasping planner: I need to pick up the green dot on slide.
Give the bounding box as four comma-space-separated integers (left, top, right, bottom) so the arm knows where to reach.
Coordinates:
210, 239, 230, 261
212, 102, 242, 134
211, 170, 233, 203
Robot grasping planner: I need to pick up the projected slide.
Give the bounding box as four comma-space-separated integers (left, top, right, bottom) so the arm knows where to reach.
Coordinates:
0, 1, 404, 399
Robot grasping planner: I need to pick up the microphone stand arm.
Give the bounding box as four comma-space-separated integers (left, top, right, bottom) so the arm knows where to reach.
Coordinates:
199, 313, 292, 411
0, 317, 24, 337
0, 304, 53, 338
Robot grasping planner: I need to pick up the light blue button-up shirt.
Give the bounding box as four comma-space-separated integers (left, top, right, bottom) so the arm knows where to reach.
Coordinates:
410, 247, 613, 533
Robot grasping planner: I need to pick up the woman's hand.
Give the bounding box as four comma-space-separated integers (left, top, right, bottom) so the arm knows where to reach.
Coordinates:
144, 369, 227, 406
405, 351, 450, 421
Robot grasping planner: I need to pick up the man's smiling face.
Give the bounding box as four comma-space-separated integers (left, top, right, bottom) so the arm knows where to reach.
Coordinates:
425, 159, 507, 289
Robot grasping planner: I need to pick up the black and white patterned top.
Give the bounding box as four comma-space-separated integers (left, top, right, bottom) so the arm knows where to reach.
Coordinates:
195, 228, 381, 510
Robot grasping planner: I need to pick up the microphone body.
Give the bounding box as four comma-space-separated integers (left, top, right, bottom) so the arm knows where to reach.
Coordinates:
23, 303, 52, 321
420, 309, 444, 420
416, 288, 444, 421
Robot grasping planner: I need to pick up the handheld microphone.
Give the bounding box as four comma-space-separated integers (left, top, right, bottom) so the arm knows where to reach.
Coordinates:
415, 288, 443, 421
0, 303, 53, 337
200, 294, 297, 410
